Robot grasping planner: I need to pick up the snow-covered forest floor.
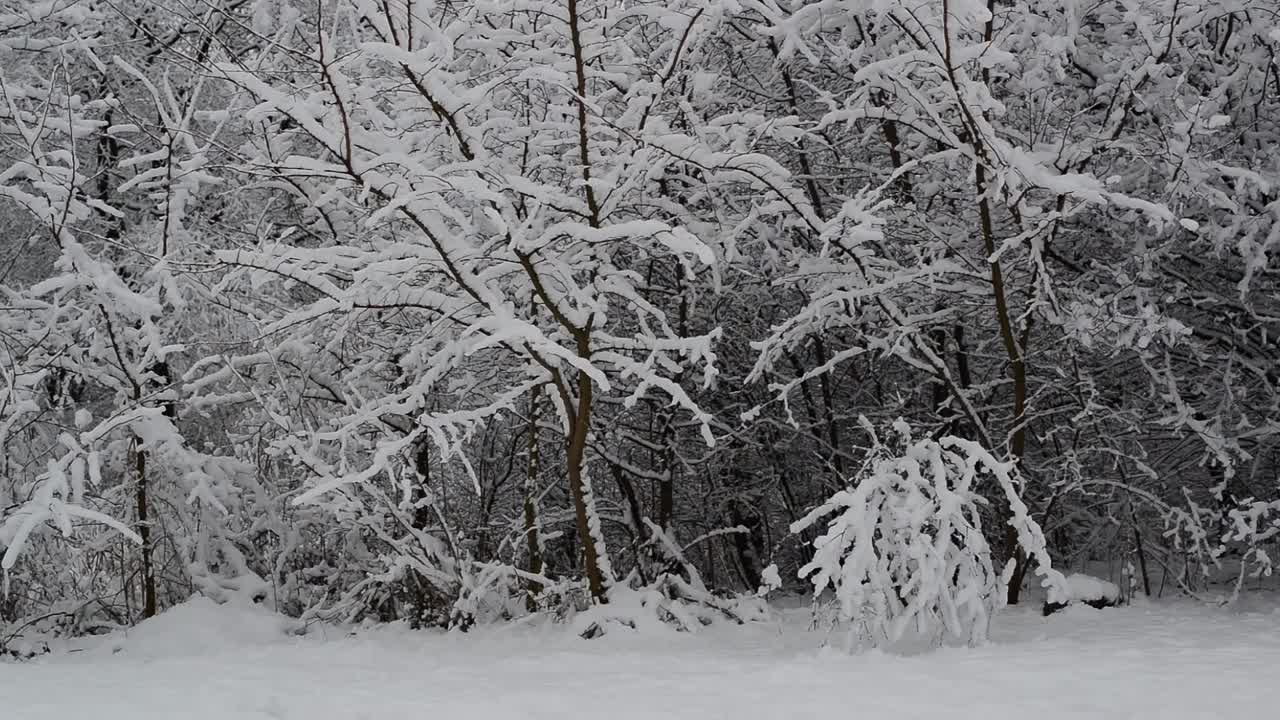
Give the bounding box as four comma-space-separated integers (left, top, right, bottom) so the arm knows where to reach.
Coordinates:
4, 594, 1278, 720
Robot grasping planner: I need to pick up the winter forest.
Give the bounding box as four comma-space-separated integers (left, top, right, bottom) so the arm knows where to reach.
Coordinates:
2, 0, 1280, 715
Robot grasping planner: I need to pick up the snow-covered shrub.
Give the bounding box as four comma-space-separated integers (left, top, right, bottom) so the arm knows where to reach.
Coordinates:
792, 420, 1064, 649
188, 538, 273, 608
451, 559, 546, 629
1, 598, 123, 661
571, 522, 770, 638
1165, 488, 1280, 602
1222, 497, 1280, 583
1042, 573, 1121, 615
303, 537, 471, 630
571, 581, 770, 640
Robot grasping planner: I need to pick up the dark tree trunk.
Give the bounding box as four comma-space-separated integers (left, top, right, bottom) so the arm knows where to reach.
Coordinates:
135, 442, 157, 620
523, 388, 545, 610
566, 365, 609, 603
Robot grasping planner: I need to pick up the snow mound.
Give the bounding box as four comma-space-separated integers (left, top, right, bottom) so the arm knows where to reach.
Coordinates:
1043, 573, 1120, 616
566, 583, 771, 639
107, 596, 301, 659
1063, 573, 1120, 603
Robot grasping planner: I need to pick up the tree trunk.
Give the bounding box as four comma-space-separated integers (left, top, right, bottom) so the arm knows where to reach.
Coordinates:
563, 0, 609, 605
134, 440, 157, 620
812, 337, 846, 479
658, 407, 675, 531
523, 388, 545, 610
567, 365, 610, 603
133, 361, 173, 622
609, 461, 659, 587
658, 261, 690, 531
1130, 504, 1152, 597
727, 497, 763, 590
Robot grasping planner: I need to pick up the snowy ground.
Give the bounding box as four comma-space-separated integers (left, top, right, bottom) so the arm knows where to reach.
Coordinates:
3, 594, 1278, 719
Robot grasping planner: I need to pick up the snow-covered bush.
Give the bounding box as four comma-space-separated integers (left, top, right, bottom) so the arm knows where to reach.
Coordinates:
0, 597, 124, 661
792, 420, 1064, 649
1165, 488, 1280, 602
1042, 573, 1121, 615
1223, 497, 1280, 582
570, 521, 771, 638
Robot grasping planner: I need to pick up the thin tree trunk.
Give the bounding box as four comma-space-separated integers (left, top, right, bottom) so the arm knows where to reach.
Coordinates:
941, 0, 1033, 604
563, 0, 610, 604
609, 462, 652, 585
523, 388, 545, 611
133, 360, 173, 621
658, 266, 688, 530
984, 171, 1031, 604
657, 390, 675, 531
1130, 504, 1152, 597
567, 364, 609, 603
727, 491, 763, 590
812, 337, 846, 479
134, 441, 157, 619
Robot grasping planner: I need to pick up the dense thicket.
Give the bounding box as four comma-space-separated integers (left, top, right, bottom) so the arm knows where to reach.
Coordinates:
2, 0, 1277, 640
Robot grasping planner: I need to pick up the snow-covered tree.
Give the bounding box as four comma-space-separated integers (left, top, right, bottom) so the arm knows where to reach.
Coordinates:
3, 0, 1278, 640
1, 0, 256, 624
198, 0, 803, 613
790, 419, 1064, 648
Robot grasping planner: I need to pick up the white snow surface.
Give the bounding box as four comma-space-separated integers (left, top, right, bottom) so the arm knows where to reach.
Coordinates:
1062, 572, 1121, 603
4, 595, 1279, 719
99, 596, 304, 659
